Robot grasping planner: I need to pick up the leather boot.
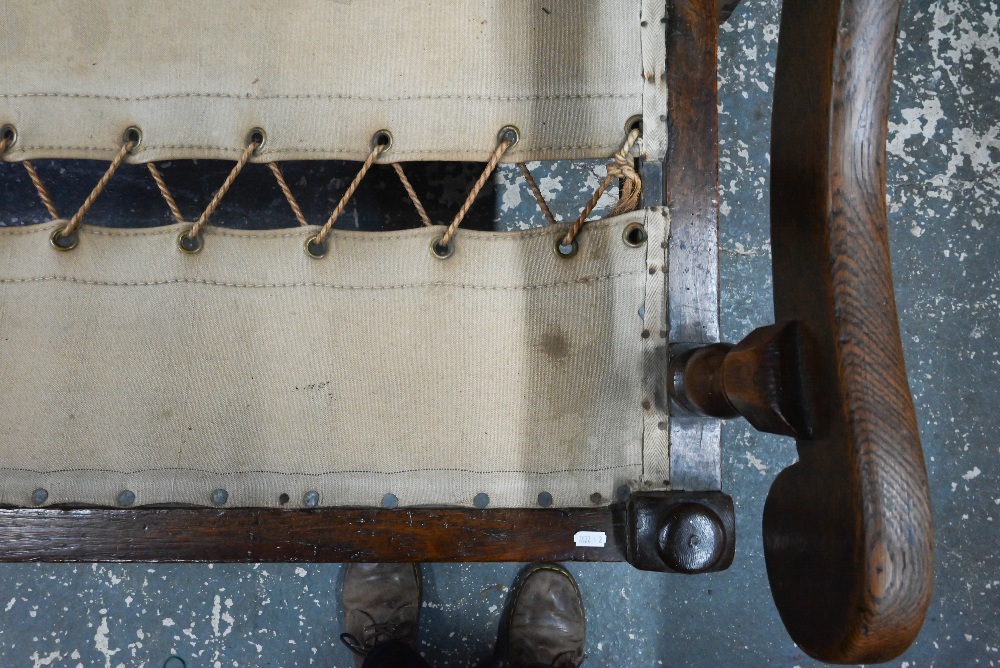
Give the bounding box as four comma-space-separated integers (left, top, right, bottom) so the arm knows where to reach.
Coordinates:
340, 563, 421, 668
506, 564, 586, 668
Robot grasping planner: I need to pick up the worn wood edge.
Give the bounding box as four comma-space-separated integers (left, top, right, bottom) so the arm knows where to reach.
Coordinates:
0, 506, 627, 563
666, 0, 720, 345
764, 0, 934, 662
666, 0, 724, 492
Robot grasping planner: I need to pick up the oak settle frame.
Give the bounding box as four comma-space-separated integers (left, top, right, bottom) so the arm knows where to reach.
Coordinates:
0, 0, 933, 663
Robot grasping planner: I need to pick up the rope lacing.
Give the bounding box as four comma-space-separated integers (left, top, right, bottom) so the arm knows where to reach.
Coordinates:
312, 137, 389, 248
51, 137, 138, 247
517, 162, 560, 226
182, 138, 259, 245
5, 121, 643, 256
561, 126, 642, 247
436, 126, 519, 250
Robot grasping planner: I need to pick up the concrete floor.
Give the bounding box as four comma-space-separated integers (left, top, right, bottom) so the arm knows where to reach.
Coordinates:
0, 0, 997, 665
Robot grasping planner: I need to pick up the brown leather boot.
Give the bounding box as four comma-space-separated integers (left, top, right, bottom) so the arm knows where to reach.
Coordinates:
340, 563, 421, 668
506, 564, 586, 668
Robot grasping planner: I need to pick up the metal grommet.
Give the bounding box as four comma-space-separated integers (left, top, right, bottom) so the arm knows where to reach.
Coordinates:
247, 127, 266, 155
623, 222, 647, 247
616, 484, 633, 502
537, 491, 553, 508
117, 490, 136, 507
497, 125, 520, 147
381, 493, 399, 509
50, 228, 79, 251
211, 489, 229, 506
31, 488, 49, 505
177, 230, 203, 254
553, 235, 578, 259
430, 235, 454, 260
122, 125, 143, 148
303, 490, 320, 508
371, 129, 393, 152
624, 114, 643, 135
1, 124, 17, 147
304, 235, 327, 259
473, 492, 490, 509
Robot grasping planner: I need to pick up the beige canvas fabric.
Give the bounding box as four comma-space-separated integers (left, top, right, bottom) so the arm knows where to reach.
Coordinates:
0, 210, 669, 508
0, 0, 667, 164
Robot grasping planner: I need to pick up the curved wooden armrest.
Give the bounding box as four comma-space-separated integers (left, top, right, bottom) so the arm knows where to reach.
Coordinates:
671, 0, 933, 661
765, 0, 933, 662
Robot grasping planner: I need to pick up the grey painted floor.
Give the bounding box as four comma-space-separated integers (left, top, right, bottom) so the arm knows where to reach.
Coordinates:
0, 0, 998, 665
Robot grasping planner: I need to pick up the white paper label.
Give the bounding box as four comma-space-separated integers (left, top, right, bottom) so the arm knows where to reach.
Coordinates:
573, 531, 608, 548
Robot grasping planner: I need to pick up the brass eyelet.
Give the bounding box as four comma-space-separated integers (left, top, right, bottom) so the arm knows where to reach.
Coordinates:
371, 129, 393, 152
497, 125, 520, 147
177, 230, 203, 254
50, 228, 79, 251
1, 124, 17, 147
624, 115, 643, 135
305, 235, 327, 259
122, 126, 143, 149
623, 222, 647, 247
430, 235, 454, 260
247, 127, 267, 155
554, 235, 578, 259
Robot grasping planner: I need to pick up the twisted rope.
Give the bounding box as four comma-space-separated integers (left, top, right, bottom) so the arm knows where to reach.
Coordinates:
562, 127, 642, 246
58, 138, 137, 239
185, 139, 258, 240
314, 142, 386, 246
23, 161, 60, 221
517, 162, 559, 226
146, 163, 185, 224
268, 162, 309, 227
438, 132, 515, 248
392, 163, 433, 227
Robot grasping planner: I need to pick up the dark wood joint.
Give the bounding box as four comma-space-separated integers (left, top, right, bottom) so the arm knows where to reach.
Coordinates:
669, 322, 813, 439
669, 342, 737, 418
722, 321, 813, 438
626, 491, 735, 573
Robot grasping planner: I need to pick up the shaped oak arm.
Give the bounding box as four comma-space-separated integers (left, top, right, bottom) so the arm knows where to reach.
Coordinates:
671, 0, 933, 662
766, 0, 933, 661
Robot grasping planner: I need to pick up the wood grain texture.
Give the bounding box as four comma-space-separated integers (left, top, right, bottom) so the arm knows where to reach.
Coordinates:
0, 507, 626, 563
765, 0, 934, 662
665, 0, 720, 346
666, 0, 725, 492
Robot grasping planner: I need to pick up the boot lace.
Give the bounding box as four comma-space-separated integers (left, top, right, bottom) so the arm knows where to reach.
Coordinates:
339, 607, 414, 657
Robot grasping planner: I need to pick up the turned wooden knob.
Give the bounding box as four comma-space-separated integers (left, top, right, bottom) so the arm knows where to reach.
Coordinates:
668, 322, 809, 438
656, 502, 727, 574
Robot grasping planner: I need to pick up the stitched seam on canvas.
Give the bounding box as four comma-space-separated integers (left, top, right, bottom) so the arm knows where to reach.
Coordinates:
0, 272, 643, 291
0, 464, 641, 476
0, 92, 639, 102
639, 208, 669, 481
2, 144, 623, 155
